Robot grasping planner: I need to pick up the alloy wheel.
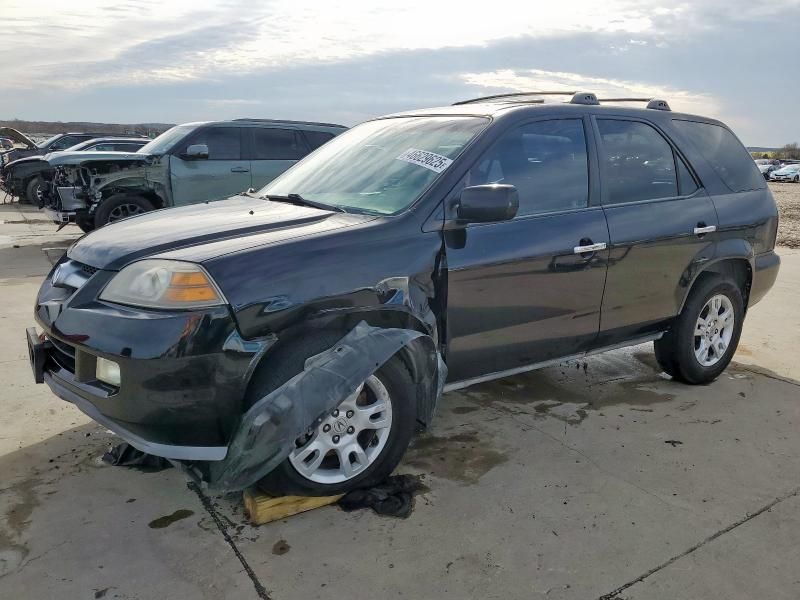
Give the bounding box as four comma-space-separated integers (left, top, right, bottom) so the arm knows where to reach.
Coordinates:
693, 294, 735, 367
108, 203, 146, 222
288, 375, 393, 484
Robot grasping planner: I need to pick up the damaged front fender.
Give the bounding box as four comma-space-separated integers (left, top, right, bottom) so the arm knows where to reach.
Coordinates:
205, 321, 446, 492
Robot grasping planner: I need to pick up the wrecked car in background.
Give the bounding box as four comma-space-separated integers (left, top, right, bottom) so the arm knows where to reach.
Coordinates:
39, 119, 346, 231
1, 137, 149, 205
0, 128, 121, 173
27, 92, 779, 495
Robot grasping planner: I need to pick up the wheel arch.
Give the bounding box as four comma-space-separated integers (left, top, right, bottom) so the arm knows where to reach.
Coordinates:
242, 307, 441, 428
679, 254, 753, 314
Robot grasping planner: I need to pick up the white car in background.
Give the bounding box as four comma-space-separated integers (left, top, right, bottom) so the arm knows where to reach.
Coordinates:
769, 164, 800, 182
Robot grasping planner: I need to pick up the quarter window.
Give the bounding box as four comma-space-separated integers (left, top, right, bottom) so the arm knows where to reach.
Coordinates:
597, 119, 678, 204
672, 120, 764, 192
252, 128, 308, 160
468, 119, 589, 217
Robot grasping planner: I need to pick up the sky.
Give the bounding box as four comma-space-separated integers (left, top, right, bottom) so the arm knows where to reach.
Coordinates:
1, 0, 799, 146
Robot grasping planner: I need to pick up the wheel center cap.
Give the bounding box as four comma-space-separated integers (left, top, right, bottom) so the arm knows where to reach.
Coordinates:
331, 418, 349, 434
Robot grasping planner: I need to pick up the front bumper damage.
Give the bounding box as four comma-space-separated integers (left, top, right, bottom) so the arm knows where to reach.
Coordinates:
33, 293, 445, 491
204, 322, 446, 491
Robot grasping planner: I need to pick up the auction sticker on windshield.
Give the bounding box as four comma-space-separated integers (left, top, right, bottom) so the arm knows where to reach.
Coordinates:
396, 148, 453, 173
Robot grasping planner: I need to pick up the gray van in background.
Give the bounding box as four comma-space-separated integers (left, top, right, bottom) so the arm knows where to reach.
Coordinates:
40, 119, 346, 231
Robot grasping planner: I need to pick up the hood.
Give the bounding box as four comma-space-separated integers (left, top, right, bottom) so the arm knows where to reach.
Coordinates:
0, 127, 36, 150
45, 150, 150, 168
4, 155, 47, 171
68, 195, 376, 270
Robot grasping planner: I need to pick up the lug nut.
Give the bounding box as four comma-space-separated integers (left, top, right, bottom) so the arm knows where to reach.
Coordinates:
347, 426, 355, 434
332, 435, 340, 444
332, 409, 339, 417
346, 410, 354, 418
322, 424, 331, 433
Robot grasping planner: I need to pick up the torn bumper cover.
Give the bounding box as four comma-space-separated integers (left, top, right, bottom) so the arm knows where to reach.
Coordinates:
205, 322, 446, 492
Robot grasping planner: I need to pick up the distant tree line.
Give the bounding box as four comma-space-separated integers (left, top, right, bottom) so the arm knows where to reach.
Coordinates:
0, 119, 174, 138
754, 143, 800, 160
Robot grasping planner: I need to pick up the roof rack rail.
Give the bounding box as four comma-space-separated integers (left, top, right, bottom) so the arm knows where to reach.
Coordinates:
453, 91, 671, 111
453, 91, 576, 105
232, 118, 347, 128
597, 98, 672, 111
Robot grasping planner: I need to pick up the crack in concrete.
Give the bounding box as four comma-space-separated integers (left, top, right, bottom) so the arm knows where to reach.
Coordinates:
597, 485, 800, 600
188, 482, 271, 600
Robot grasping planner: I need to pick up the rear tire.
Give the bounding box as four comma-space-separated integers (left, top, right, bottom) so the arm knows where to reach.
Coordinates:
653, 275, 744, 384
251, 331, 417, 496
94, 194, 154, 228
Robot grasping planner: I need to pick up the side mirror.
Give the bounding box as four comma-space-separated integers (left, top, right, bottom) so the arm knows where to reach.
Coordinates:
456, 184, 519, 224
184, 144, 209, 160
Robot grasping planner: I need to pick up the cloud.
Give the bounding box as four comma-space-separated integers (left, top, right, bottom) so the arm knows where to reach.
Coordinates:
460, 68, 721, 116
0, 1, 798, 145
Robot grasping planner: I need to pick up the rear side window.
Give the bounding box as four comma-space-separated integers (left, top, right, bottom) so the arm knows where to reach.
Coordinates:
672, 120, 763, 192
597, 119, 678, 203
469, 118, 589, 217
303, 130, 336, 151
252, 128, 308, 160
184, 127, 241, 160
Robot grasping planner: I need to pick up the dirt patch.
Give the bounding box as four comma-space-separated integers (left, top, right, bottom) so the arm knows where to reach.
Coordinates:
272, 539, 291, 555
405, 431, 508, 484
770, 181, 800, 248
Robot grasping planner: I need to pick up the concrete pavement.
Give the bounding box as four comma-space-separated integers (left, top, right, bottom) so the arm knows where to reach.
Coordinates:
0, 212, 798, 600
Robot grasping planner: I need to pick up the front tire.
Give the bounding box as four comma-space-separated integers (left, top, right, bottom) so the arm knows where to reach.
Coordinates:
654, 275, 744, 384
251, 332, 417, 496
94, 194, 154, 228
23, 177, 43, 204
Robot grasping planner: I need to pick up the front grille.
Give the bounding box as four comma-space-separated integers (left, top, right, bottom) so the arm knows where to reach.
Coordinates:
49, 337, 76, 373
79, 263, 98, 276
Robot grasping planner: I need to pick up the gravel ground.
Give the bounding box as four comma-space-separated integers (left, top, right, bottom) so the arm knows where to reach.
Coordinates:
770, 181, 800, 248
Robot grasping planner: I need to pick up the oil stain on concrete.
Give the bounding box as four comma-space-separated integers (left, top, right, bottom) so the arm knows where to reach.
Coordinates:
148, 509, 195, 529
0, 476, 41, 577
405, 431, 508, 485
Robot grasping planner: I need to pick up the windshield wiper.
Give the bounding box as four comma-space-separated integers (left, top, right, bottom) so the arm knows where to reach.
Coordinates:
262, 193, 346, 213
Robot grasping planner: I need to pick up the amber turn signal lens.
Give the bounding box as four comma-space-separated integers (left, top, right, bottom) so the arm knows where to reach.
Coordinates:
163, 270, 221, 303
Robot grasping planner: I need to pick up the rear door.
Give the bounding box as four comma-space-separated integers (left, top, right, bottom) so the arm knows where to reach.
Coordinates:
169, 127, 250, 206
445, 117, 609, 382
248, 127, 310, 189
593, 117, 718, 345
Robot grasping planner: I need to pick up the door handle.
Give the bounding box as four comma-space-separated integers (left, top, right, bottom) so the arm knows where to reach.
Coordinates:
573, 242, 607, 254
230, 167, 250, 173
693, 224, 716, 235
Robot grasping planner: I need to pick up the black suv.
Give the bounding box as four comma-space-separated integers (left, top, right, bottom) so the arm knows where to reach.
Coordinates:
27, 92, 780, 495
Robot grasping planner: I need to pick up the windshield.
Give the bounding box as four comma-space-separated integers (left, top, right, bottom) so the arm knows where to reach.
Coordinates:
259, 116, 489, 215
137, 124, 195, 155
754, 159, 770, 165
37, 134, 62, 149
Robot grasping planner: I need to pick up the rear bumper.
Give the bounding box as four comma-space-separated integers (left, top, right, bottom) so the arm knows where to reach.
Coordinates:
749, 250, 780, 307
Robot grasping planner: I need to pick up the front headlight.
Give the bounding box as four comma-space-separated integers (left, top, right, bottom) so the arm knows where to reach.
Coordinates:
99, 259, 226, 309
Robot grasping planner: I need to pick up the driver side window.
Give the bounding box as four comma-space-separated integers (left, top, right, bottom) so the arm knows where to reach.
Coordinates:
468, 119, 590, 217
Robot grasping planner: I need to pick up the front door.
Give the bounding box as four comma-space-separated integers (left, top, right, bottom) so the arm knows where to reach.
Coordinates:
445, 118, 609, 383
592, 117, 719, 345
169, 127, 251, 206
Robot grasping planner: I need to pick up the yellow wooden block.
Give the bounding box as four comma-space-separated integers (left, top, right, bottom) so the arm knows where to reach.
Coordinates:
243, 488, 343, 525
